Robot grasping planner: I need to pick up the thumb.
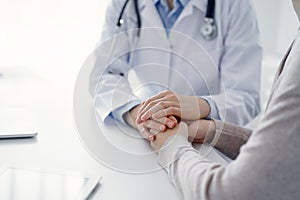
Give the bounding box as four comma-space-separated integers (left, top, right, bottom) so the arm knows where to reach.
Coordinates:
177, 122, 189, 138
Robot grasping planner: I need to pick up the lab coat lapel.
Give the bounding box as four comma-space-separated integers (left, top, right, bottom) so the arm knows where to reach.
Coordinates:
173, 0, 206, 27
139, 0, 165, 29
135, 0, 169, 45
128, 0, 171, 96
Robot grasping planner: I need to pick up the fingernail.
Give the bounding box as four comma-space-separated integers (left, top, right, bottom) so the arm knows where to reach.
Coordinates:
160, 126, 166, 131
148, 135, 155, 141
141, 114, 147, 119
167, 121, 174, 128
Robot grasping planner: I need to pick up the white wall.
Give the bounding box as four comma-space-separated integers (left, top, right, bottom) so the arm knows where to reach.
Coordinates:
252, 0, 299, 55
0, 0, 109, 85
251, 0, 299, 107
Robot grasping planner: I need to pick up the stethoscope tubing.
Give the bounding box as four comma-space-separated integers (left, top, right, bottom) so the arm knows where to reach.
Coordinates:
117, 0, 216, 39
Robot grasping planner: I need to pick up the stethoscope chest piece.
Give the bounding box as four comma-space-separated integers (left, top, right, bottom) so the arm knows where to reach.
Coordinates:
201, 18, 217, 41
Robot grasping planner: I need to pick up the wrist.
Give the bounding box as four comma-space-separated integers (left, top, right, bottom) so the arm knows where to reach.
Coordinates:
198, 97, 211, 119
124, 104, 141, 129
204, 120, 216, 144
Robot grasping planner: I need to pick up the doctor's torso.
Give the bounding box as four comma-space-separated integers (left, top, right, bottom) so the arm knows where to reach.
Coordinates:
94, 0, 261, 124
112, 0, 227, 100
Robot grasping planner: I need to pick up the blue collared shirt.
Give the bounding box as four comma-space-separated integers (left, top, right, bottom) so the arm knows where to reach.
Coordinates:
154, 0, 189, 34
112, 0, 219, 124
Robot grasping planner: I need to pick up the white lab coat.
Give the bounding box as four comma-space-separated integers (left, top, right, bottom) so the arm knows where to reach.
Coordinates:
90, 0, 262, 125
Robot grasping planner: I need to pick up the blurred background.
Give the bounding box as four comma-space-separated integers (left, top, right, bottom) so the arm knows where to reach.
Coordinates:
0, 0, 299, 109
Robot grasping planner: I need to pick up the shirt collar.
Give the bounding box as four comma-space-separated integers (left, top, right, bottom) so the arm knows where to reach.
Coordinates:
153, 0, 190, 7
151, 0, 207, 15
178, 0, 189, 7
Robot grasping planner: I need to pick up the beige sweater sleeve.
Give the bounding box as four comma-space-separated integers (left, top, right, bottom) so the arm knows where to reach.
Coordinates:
204, 120, 252, 160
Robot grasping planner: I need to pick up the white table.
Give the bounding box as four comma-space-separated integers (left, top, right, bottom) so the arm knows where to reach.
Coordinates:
0, 67, 226, 200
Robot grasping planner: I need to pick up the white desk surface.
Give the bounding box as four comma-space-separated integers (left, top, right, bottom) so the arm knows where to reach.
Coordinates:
0, 67, 226, 200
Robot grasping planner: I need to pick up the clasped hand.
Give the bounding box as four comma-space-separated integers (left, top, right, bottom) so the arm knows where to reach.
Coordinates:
137, 90, 210, 123
125, 90, 214, 150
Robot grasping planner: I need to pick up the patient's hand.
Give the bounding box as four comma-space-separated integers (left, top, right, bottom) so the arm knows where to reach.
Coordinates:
149, 120, 216, 152
150, 122, 189, 151
187, 120, 216, 143
124, 104, 178, 141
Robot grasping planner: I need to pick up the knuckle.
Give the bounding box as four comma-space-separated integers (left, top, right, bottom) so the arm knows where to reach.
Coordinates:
168, 107, 175, 113
162, 109, 168, 116
149, 101, 156, 107
157, 102, 164, 108
168, 94, 176, 99
163, 117, 169, 124
161, 90, 170, 95
156, 110, 164, 116
144, 99, 151, 105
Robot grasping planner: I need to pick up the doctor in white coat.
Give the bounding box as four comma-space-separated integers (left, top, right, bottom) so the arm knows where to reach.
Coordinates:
90, 0, 262, 141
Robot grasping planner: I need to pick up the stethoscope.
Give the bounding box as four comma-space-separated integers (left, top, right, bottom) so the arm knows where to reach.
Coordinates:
116, 0, 217, 40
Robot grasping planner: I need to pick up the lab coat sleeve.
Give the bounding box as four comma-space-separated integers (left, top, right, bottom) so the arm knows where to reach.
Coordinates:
201, 96, 220, 120
212, 0, 262, 125
89, 0, 140, 123
111, 100, 141, 124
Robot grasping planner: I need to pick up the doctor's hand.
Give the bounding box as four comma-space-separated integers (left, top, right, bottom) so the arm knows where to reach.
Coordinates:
124, 104, 178, 141
150, 122, 189, 152
136, 90, 210, 124
186, 120, 216, 143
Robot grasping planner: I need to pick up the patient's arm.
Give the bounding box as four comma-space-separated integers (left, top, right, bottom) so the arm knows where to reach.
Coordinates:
187, 119, 252, 159
204, 120, 252, 160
